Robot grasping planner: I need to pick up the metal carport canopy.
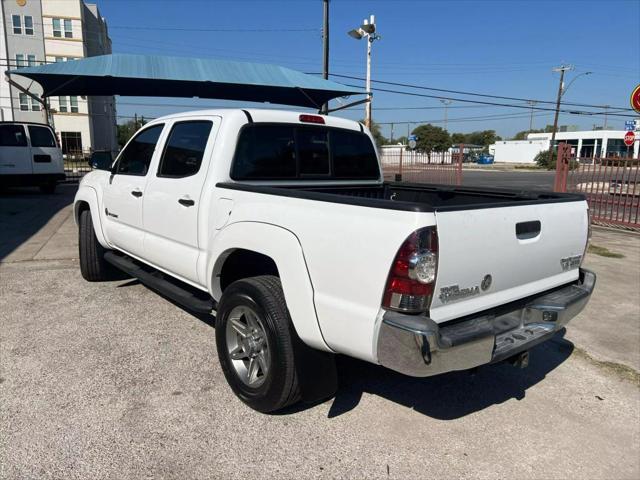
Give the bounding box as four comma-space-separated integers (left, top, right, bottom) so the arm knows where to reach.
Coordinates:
7, 53, 365, 109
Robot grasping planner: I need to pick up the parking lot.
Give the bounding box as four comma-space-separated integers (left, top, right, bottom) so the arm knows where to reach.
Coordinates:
1, 184, 639, 479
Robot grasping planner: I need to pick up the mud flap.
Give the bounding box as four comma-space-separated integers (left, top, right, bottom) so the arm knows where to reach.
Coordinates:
292, 334, 338, 404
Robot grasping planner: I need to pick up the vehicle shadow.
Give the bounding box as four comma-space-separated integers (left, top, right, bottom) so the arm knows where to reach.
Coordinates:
0, 185, 74, 261
116, 279, 574, 420
326, 330, 573, 420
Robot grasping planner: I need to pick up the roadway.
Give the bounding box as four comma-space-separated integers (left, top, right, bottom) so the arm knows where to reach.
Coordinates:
462, 170, 555, 190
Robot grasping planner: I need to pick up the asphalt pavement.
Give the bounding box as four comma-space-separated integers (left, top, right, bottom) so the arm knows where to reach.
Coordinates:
1, 183, 639, 480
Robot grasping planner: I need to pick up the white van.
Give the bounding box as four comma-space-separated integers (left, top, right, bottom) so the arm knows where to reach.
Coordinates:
0, 122, 65, 193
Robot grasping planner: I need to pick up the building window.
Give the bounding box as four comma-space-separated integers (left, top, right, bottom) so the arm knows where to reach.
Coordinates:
61, 132, 83, 155
24, 16, 34, 35
31, 97, 41, 111
70, 96, 79, 113
27, 54, 36, 67
52, 18, 61, 37
15, 54, 25, 69
54, 56, 65, 63
12, 15, 21, 35
58, 96, 68, 113
19, 94, 29, 111
63, 19, 73, 38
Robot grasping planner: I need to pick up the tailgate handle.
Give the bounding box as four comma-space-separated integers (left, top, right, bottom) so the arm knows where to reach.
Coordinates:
516, 220, 541, 240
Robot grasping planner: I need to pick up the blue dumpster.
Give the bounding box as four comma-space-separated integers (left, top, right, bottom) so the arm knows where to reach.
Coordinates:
477, 154, 494, 164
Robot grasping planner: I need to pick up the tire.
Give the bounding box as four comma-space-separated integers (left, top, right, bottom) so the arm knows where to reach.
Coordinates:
78, 209, 116, 282
40, 182, 57, 194
215, 275, 300, 413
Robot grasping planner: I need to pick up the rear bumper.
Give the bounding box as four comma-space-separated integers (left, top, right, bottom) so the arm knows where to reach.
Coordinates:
375, 268, 596, 377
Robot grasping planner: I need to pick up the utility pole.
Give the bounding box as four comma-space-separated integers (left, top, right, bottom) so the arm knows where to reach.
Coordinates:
603, 105, 609, 129
321, 0, 330, 115
390, 122, 394, 142
440, 99, 452, 132
527, 100, 537, 132
549, 65, 573, 165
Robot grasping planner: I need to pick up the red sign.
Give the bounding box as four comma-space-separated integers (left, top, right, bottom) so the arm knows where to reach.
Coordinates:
624, 130, 635, 147
632, 84, 640, 114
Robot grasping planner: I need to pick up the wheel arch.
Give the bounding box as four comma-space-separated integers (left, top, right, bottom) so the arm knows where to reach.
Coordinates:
207, 221, 330, 352
74, 186, 108, 247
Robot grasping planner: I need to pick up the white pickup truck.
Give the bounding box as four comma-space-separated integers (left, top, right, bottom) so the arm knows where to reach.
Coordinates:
74, 109, 595, 412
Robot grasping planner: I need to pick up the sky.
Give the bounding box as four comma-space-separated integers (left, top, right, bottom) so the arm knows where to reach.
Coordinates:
98, 0, 640, 139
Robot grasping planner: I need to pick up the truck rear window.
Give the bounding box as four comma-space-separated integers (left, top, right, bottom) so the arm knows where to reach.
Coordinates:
231, 124, 379, 180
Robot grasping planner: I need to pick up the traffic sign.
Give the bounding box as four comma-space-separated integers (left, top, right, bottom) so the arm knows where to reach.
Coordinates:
624, 130, 635, 147
408, 134, 417, 141
625, 120, 635, 131
408, 139, 417, 149
632, 84, 640, 114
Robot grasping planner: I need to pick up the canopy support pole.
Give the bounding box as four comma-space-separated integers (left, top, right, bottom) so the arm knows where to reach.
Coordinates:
326, 97, 369, 114
5, 74, 51, 125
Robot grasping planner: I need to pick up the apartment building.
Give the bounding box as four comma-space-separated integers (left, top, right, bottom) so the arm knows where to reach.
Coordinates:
0, 0, 117, 154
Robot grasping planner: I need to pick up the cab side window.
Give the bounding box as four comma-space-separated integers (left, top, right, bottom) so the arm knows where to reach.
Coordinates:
0, 124, 27, 147
158, 121, 212, 178
115, 124, 164, 176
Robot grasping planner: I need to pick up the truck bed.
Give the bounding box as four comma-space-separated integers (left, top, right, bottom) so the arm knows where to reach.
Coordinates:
217, 182, 585, 212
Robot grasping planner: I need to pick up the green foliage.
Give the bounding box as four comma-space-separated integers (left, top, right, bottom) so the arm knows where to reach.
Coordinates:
534, 149, 554, 169
513, 129, 544, 140
395, 135, 408, 145
449, 130, 501, 147
411, 124, 451, 153
117, 118, 147, 148
360, 120, 387, 148
451, 133, 466, 144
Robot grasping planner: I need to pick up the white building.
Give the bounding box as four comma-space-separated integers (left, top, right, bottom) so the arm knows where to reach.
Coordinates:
42, 0, 117, 155
493, 128, 640, 163
0, 0, 117, 154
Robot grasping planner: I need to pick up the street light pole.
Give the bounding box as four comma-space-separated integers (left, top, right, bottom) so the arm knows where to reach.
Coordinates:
321, 0, 330, 115
365, 33, 372, 128
348, 15, 379, 130
549, 65, 573, 165
527, 100, 537, 132
549, 66, 591, 164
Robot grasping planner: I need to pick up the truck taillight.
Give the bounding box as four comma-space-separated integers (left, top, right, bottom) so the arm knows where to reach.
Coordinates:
382, 227, 438, 314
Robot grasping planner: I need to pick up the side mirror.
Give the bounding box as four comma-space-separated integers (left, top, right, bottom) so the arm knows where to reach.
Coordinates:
89, 151, 113, 171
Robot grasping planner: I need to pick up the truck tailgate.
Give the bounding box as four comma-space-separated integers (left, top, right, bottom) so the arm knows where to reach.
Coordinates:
429, 200, 589, 323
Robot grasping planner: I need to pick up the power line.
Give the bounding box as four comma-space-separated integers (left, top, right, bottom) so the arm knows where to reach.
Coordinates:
326, 73, 635, 111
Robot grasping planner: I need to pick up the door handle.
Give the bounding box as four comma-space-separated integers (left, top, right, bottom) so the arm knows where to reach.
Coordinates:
516, 220, 541, 240
178, 198, 195, 207
131, 190, 143, 198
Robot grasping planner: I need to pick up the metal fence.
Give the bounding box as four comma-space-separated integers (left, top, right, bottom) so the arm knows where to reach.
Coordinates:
555, 143, 640, 230
381, 148, 463, 185
63, 153, 92, 182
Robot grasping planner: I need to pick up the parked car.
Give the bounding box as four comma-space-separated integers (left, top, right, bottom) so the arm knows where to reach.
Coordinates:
74, 109, 595, 413
0, 122, 65, 193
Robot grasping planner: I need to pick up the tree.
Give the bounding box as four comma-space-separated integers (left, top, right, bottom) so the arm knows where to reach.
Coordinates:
534, 149, 554, 169
117, 118, 147, 148
513, 129, 544, 140
451, 133, 466, 145
360, 119, 387, 148
395, 135, 408, 146
411, 124, 451, 153
465, 130, 501, 146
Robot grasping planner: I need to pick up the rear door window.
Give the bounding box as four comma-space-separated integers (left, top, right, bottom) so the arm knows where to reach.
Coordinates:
158, 121, 212, 178
115, 124, 164, 176
0, 124, 28, 147
28, 126, 57, 148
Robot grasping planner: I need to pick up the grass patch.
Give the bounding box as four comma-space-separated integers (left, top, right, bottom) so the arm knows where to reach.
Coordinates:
588, 244, 625, 258
514, 165, 544, 170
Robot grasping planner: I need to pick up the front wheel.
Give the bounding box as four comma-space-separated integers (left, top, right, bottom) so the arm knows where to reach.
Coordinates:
215, 276, 300, 413
78, 209, 118, 282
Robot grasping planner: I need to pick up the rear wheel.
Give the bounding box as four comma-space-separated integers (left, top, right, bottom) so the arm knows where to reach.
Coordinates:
215, 276, 300, 413
78, 209, 117, 281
